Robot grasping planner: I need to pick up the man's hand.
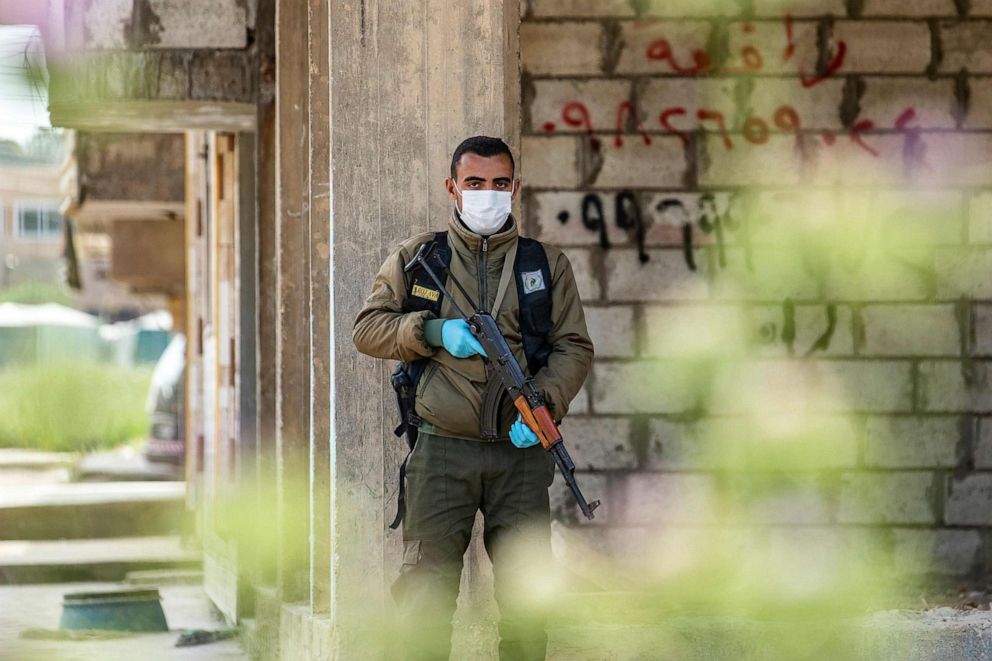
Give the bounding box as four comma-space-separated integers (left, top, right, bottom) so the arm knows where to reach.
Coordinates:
440, 319, 488, 359
509, 413, 540, 448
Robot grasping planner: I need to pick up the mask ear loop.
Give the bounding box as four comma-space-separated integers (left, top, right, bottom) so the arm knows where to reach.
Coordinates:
509, 180, 517, 223
452, 181, 463, 215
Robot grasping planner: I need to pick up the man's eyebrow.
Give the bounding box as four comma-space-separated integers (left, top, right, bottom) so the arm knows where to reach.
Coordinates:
462, 176, 487, 182
493, 177, 512, 183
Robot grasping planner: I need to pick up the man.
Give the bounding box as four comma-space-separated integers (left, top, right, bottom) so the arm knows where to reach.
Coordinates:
353, 136, 594, 660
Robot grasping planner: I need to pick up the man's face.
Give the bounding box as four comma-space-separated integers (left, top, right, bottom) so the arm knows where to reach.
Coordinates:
445, 152, 520, 209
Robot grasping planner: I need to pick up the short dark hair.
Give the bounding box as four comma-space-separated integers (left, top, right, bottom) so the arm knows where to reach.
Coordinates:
450, 136, 515, 179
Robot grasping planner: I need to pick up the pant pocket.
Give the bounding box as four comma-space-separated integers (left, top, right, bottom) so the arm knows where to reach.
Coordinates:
390, 539, 422, 604
401, 435, 456, 541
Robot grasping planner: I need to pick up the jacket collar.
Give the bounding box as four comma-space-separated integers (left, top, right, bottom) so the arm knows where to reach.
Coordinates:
447, 208, 518, 255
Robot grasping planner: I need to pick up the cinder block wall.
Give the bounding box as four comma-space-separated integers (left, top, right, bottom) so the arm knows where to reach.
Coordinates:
52, 0, 256, 105
521, 0, 992, 576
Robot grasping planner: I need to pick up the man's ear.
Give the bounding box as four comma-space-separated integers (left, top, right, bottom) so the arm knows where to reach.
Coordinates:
512, 178, 522, 199
445, 177, 457, 199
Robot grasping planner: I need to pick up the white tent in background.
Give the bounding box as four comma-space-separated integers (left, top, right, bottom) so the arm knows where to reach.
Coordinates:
0, 303, 102, 366
100, 310, 173, 367
0, 302, 98, 328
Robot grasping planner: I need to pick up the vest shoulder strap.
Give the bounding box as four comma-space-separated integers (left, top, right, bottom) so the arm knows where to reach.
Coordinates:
401, 231, 450, 317
514, 237, 554, 375
391, 231, 449, 530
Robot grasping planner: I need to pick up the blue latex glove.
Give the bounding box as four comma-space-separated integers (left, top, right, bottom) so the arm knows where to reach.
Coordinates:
441, 319, 487, 359
509, 414, 540, 448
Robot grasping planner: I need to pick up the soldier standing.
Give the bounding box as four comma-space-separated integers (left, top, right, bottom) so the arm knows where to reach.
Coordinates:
353, 136, 594, 660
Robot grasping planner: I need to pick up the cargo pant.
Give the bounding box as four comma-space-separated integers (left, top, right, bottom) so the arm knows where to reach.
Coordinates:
392, 430, 556, 661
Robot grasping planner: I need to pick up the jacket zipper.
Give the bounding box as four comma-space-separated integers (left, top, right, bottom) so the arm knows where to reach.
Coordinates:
479, 238, 488, 312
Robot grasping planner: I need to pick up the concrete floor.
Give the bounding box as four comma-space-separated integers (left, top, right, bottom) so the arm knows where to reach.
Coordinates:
0, 582, 245, 660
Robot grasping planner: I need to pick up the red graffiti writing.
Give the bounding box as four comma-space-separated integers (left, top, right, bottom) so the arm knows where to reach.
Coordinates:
771, 105, 806, 155
742, 116, 770, 145
895, 107, 917, 130
849, 118, 878, 156
697, 109, 733, 150
725, 22, 763, 74
641, 14, 845, 86
724, 45, 763, 73
772, 105, 805, 154
773, 105, 801, 134
783, 15, 795, 62
646, 38, 712, 74
800, 41, 847, 88
543, 97, 923, 165
615, 100, 652, 148
659, 107, 689, 146
562, 101, 592, 133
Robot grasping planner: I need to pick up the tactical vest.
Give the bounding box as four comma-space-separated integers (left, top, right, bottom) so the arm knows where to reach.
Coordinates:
388, 231, 554, 528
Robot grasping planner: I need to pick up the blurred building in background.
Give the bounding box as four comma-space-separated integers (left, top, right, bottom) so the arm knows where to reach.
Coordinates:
63, 131, 184, 321
0, 131, 69, 289
4, 0, 992, 658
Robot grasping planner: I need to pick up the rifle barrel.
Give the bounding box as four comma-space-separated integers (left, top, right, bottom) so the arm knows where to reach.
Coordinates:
550, 442, 600, 520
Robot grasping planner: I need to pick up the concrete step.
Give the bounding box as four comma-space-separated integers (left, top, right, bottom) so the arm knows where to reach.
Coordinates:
0, 536, 201, 584
73, 445, 182, 482
124, 569, 204, 586
0, 481, 188, 540
0, 449, 74, 487
0, 449, 74, 470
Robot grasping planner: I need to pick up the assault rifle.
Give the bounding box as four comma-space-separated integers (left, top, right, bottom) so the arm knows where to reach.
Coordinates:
405, 242, 601, 520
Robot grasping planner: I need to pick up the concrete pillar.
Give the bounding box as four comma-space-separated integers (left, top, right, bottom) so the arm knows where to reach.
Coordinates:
307, 0, 332, 616
319, 1, 522, 656
275, 0, 311, 604
235, 131, 259, 618
254, 0, 279, 591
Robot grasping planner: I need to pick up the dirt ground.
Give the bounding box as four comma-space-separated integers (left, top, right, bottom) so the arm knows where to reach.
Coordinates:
0, 582, 245, 660
921, 580, 992, 611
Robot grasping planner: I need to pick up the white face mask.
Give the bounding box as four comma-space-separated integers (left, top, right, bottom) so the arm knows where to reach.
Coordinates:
454, 182, 514, 236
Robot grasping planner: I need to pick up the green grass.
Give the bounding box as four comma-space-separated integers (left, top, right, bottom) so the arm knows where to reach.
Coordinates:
0, 361, 153, 452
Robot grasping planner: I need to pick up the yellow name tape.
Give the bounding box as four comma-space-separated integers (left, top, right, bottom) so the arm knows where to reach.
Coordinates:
412, 284, 440, 302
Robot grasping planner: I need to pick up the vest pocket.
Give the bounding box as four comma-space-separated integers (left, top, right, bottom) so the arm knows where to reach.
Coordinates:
414, 360, 439, 401
415, 362, 483, 439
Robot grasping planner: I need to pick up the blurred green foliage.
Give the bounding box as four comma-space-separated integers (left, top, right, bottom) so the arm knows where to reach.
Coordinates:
0, 282, 74, 306
0, 360, 152, 452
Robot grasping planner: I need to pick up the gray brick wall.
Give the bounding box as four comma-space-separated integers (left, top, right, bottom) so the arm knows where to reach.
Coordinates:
51, 0, 255, 105
522, 0, 992, 577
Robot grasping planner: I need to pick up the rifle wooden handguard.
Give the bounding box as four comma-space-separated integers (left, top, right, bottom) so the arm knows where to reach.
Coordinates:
513, 396, 562, 449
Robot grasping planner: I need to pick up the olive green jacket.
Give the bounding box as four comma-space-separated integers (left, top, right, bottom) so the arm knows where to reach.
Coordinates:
352, 211, 594, 441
